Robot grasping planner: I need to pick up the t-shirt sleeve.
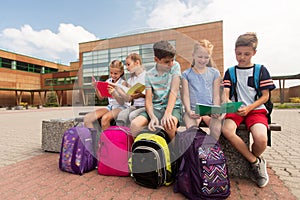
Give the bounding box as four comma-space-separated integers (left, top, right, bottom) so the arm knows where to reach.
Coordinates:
145, 72, 151, 90
182, 69, 189, 81
171, 61, 181, 78
213, 68, 221, 80
259, 65, 276, 91
222, 69, 231, 89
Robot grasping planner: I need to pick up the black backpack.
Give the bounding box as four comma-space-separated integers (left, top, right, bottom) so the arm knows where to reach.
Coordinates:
129, 128, 174, 188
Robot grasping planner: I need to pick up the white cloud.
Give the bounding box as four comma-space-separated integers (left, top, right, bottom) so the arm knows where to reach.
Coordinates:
145, 0, 300, 87
0, 23, 97, 64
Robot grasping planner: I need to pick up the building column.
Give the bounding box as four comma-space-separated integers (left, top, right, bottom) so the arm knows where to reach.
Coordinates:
278, 79, 285, 104
11, 60, 16, 70
15, 91, 23, 105
55, 90, 63, 106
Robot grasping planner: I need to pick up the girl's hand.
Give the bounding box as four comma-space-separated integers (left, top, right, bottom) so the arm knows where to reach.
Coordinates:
95, 88, 104, 99
211, 113, 222, 119
188, 110, 200, 119
131, 92, 143, 100
108, 85, 115, 95
91, 81, 96, 87
108, 82, 117, 88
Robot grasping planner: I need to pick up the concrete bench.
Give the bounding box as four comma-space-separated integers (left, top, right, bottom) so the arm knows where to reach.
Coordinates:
41, 114, 281, 178
217, 123, 281, 178
41, 114, 107, 153
41, 118, 76, 152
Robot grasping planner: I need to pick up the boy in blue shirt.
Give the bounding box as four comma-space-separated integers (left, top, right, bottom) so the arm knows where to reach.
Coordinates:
130, 40, 181, 140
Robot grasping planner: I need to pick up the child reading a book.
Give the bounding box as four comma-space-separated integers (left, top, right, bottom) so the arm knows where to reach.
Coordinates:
84, 60, 129, 130
181, 39, 222, 139
130, 40, 182, 141
222, 32, 275, 188
112, 53, 146, 127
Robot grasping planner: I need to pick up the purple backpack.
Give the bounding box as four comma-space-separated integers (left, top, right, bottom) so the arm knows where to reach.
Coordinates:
174, 126, 230, 199
59, 125, 97, 175
97, 126, 133, 176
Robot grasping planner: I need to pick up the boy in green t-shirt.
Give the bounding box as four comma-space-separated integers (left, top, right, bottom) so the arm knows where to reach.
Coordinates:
130, 40, 181, 140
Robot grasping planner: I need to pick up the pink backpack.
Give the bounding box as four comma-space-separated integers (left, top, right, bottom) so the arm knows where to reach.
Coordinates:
97, 126, 133, 176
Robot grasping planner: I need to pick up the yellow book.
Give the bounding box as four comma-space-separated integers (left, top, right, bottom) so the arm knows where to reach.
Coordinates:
122, 83, 145, 95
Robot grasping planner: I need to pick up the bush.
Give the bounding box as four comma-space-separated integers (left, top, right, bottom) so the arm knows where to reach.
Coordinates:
290, 97, 300, 103
44, 92, 59, 107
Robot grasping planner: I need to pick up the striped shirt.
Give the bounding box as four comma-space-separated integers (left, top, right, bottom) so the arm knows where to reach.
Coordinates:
145, 61, 182, 110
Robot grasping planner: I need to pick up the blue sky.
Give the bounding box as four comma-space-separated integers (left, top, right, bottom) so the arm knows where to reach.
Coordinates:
1, 0, 300, 87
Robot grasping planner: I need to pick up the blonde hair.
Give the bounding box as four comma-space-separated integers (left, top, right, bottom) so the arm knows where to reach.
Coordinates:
235, 32, 258, 50
109, 60, 124, 77
126, 53, 143, 65
126, 53, 144, 78
192, 39, 216, 68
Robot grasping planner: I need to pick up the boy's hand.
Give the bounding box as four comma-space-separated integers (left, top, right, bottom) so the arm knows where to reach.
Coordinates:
148, 116, 159, 131
237, 106, 251, 116
161, 113, 176, 130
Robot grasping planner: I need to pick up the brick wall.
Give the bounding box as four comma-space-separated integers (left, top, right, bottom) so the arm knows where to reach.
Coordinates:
79, 21, 224, 75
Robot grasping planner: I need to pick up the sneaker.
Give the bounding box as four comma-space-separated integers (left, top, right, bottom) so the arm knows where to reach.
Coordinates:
251, 157, 269, 188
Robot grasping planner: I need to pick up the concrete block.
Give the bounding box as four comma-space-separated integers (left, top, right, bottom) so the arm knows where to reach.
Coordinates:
219, 129, 251, 178
41, 118, 76, 152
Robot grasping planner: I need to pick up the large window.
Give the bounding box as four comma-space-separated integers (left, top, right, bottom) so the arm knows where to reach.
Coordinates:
45, 76, 78, 86
81, 41, 176, 85
0, 58, 12, 69
0, 57, 58, 74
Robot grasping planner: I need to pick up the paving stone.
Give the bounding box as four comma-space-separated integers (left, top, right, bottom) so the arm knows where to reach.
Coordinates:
0, 107, 299, 199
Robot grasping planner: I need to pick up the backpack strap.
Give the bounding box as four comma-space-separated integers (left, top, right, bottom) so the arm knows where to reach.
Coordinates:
253, 64, 262, 98
228, 66, 237, 101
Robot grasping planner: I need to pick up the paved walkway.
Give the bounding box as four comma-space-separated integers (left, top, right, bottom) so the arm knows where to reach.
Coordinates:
0, 107, 299, 199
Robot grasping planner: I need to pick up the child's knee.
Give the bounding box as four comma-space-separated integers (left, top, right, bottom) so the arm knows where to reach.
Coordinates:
254, 137, 268, 147
221, 126, 235, 139
130, 119, 140, 136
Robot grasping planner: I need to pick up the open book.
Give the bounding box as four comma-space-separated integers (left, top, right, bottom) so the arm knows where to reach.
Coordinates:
92, 77, 112, 98
119, 83, 145, 95
195, 102, 243, 115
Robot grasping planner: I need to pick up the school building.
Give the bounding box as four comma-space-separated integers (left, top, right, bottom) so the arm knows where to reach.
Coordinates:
0, 20, 297, 107
77, 20, 224, 106
0, 20, 224, 107
0, 49, 80, 107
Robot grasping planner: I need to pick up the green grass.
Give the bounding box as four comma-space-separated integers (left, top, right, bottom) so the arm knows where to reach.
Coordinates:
274, 103, 300, 109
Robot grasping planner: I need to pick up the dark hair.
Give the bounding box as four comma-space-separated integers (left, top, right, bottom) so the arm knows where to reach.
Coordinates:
153, 40, 176, 60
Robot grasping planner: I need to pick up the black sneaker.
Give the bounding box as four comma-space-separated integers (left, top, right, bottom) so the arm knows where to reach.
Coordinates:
251, 157, 269, 188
